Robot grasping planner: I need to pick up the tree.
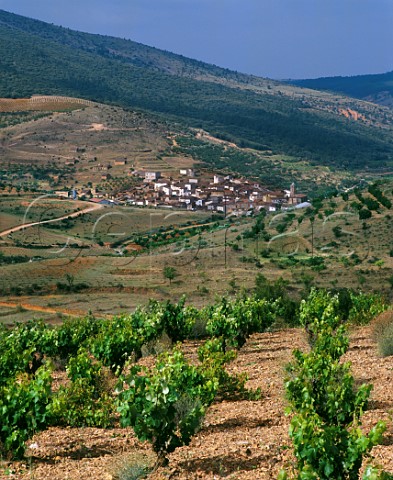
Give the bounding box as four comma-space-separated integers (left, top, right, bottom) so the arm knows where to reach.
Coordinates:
65, 273, 75, 291
359, 208, 372, 220
163, 266, 177, 285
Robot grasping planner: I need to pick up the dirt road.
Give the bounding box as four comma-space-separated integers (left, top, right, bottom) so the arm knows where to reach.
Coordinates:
0, 202, 104, 237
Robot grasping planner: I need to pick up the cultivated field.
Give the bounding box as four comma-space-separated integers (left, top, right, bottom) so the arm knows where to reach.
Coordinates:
0, 96, 94, 112
5, 324, 393, 479
0, 190, 392, 320
0, 101, 392, 322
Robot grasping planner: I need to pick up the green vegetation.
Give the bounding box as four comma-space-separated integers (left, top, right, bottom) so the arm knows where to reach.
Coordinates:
377, 321, 393, 357
175, 137, 301, 190
205, 296, 275, 352
281, 289, 387, 479
0, 363, 53, 459
163, 266, 177, 285
289, 70, 393, 107
110, 452, 154, 480
0, 10, 392, 473
368, 183, 392, 209
50, 349, 114, 427
117, 348, 217, 467
0, 289, 389, 464
348, 290, 387, 325
0, 111, 50, 128
0, 180, 391, 307
197, 337, 260, 400
0, 252, 30, 265
1, 10, 393, 172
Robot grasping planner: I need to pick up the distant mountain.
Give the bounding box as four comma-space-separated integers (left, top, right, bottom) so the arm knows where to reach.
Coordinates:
288, 71, 393, 108
1, 9, 393, 173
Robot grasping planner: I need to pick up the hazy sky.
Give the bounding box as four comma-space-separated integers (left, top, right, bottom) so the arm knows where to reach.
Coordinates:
1, 0, 392, 79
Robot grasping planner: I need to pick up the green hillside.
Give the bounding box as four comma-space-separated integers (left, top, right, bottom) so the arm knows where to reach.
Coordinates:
1, 9, 393, 172
289, 71, 393, 108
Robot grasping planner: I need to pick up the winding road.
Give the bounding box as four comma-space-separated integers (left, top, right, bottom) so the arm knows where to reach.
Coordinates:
0, 202, 104, 237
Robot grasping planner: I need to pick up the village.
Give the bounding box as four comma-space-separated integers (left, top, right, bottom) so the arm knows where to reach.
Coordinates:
56, 167, 309, 216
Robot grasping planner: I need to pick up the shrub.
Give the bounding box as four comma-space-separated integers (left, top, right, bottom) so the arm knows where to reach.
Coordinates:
148, 297, 195, 343
130, 304, 164, 344
348, 292, 387, 325
0, 364, 53, 459
208, 296, 277, 350
377, 322, 393, 357
56, 315, 102, 359
189, 310, 209, 339
372, 310, 393, 341
362, 466, 393, 479
117, 348, 217, 467
197, 338, 260, 400
205, 298, 244, 352
330, 288, 354, 322
299, 288, 342, 347
255, 275, 299, 325
90, 301, 188, 373
110, 451, 155, 480
0, 320, 57, 384
372, 310, 393, 357
90, 316, 143, 373
50, 377, 114, 428
333, 225, 343, 237
281, 290, 386, 479
50, 350, 114, 428
359, 208, 372, 219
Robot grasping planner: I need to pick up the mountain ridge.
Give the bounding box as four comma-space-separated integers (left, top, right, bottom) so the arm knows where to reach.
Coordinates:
1, 9, 393, 173
287, 71, 393, 108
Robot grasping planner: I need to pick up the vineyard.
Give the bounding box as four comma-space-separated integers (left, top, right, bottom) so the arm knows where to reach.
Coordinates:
0, 96, 94, 112
0, 289, 392, 479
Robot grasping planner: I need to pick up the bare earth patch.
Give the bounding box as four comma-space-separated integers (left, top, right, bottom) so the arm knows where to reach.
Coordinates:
89, 123, 108, 131
5, 325, 393, 479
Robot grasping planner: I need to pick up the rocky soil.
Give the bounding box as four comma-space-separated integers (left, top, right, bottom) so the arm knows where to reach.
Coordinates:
4, 325, 393, 480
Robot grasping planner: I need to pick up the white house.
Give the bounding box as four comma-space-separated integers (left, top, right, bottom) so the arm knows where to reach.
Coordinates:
154, 182, 167, 191
171, 185, 186, 197
180, 168, 195, 176
162, 186, 172, 196
213, 175, 224, 184
145, 171, 161, 182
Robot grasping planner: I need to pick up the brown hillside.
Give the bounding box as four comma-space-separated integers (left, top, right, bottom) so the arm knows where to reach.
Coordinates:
0, 96, 94, 112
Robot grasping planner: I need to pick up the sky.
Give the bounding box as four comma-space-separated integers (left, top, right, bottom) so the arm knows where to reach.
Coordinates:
0, 0, 392, 79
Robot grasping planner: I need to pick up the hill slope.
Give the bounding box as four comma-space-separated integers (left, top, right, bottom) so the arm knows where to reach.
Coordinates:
5, 326, 393, 479
1, 9, 393, 172
288, 71, 393, 108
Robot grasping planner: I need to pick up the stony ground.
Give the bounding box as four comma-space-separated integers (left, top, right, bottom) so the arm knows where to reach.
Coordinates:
3, 325, 393, 480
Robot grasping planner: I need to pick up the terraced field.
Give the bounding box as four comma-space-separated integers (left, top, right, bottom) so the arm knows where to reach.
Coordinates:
0, 96, 94, 112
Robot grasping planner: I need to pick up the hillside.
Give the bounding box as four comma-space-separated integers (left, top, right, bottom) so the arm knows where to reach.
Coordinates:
4, 325, 393, 479
288, 71, 393, 108
1, 168, 392, 322
0, 101, 355, 198
1, 9, 393, 172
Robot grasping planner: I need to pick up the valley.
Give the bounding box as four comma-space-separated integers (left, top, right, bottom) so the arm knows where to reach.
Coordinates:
0, 99, 392, 325
0, 7, 392, 480
1, 9, 393, 173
